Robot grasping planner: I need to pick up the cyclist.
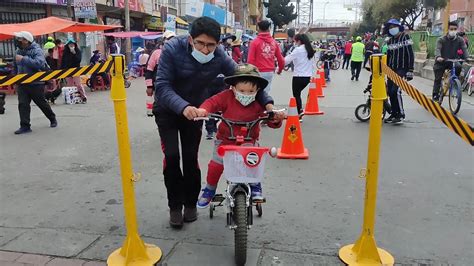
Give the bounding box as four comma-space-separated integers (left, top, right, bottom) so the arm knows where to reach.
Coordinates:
432, 21, 468, 101
195, 64, 284, 208
383, 18, 414, 125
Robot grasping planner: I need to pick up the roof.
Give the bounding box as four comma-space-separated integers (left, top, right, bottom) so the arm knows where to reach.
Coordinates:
175, 17, 189, 26
0, 16, 121, 41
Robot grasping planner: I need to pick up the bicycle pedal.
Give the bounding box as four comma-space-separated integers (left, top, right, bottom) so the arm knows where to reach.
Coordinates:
212, 194, 225, 202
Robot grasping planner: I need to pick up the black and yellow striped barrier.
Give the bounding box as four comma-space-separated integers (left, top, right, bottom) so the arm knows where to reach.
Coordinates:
0, 59, 114, 87
381, 63, 474, 146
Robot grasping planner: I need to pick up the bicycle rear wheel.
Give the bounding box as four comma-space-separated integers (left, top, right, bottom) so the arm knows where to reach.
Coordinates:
468, 83, 473, 96
448, 78, 462, 114
331, 61, 341, 70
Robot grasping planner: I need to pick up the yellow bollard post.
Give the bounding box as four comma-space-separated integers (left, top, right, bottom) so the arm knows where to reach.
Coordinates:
107, 55, 162, 266
339, 55, 394, 266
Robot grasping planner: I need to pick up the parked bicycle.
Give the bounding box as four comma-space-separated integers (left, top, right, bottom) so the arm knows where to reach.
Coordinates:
461, 65, 473, 97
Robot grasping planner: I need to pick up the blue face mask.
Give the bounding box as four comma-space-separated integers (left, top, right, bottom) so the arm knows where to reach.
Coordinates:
191, 47, 215, 64
389, 27, 400, 36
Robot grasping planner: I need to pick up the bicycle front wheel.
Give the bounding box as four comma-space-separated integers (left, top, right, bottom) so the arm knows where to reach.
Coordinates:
355, 103, 371, 122
448, 78, 462, 114
316, 60, 324, 69
331, 61, 341, 70
234, 192, 248, 265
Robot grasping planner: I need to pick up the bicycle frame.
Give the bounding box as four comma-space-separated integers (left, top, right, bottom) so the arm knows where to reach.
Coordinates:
442, 60, 462, 97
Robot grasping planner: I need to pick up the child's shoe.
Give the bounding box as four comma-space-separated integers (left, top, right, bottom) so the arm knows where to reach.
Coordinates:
197, 187, 216, 208
250, 183, 264, 202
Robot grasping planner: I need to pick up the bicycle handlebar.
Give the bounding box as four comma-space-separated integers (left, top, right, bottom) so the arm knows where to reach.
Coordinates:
194, 109, 286, 141
444, 59, 465, 63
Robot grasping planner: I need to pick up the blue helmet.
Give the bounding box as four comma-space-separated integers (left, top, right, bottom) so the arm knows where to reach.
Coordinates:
383, 19, 404, 35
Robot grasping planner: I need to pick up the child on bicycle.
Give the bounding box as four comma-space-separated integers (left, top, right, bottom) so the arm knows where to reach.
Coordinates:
195, 64, 284, 208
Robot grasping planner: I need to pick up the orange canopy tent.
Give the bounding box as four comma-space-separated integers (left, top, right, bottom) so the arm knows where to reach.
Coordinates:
0, 16, 122, 41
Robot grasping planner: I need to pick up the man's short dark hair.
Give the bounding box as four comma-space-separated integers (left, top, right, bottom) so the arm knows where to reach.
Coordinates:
257, 20, 271, 31
448, 21, 458, 27
190, 16, 221, 42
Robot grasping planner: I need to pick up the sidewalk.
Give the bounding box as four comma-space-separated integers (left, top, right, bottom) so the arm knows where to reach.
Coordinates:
0, 250, 105, 266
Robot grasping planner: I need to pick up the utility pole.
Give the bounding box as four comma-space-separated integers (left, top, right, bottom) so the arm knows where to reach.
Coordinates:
443, 0, 451, 33
125, 0, 131, 65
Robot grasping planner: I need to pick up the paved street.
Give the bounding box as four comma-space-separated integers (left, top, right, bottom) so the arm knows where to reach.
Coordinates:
0, 68, 473, 265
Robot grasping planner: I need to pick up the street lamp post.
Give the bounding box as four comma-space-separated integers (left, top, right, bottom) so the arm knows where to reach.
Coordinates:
323, 1, 329, 23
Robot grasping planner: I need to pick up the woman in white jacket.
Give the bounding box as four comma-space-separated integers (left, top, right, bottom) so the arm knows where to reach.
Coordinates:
284, 33, 316, 120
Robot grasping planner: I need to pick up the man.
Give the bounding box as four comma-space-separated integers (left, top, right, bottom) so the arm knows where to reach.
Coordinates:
432, 21, 468, 101
248, 20, 285, 94
384, 19, 415, 125
13, 31, 57, 134
154, 17, 277, 228
43, 36, 55, 52
350, 36, 365, 81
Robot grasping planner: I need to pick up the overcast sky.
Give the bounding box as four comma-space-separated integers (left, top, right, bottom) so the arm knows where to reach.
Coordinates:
310, 0, 362, 22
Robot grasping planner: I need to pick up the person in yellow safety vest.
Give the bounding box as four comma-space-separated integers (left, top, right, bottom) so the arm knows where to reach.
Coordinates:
43, 36, 55, 52
350, 36, 365, 81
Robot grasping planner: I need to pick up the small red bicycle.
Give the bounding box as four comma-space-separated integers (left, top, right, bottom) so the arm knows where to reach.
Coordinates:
195, 111, 281, 265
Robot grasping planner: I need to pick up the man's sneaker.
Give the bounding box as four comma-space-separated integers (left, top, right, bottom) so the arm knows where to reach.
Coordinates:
250, 183, 264, 202
14, 127, 32, 135
384, 115, 395, 124
197, 187, 216, 208
50, 119, 58, 128
351, 75, 355, 81
392, 117, 404, 125
206, 132, 215, 140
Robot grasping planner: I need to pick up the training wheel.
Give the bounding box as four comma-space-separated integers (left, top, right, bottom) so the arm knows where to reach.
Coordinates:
256, 203, 263, 217
209, 204, 214, 219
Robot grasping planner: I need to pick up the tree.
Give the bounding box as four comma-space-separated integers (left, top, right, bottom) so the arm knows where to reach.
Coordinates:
263, 0, 298, 31
362, 0, 448, 30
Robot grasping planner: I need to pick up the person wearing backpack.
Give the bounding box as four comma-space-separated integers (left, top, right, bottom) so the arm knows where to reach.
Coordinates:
13, 31, 57, 134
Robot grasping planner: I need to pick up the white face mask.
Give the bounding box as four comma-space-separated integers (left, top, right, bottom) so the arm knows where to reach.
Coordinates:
389, 27, 400, 36
191, 47, 214, 64
448, 30, 457, 38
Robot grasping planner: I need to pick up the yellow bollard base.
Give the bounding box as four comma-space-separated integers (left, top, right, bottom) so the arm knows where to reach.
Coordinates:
107, 244, 162, 266
339, 244, 394, 266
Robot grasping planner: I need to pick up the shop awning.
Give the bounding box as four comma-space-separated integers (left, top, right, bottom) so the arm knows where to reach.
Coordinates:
175, 17, 189, 26
0, 16, 122, 41
103, 31, 159, 38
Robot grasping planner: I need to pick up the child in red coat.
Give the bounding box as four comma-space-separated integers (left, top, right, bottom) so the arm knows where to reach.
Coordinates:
196, 64, 284, 208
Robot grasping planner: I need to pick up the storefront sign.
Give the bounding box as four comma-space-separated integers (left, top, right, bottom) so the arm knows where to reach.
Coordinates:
74, 0, 97, 19
202, 3, 226, 25
185, 0, 204, 18
117, 0, 145, 13
165, 14, 176, 32
144, 16, 163, 30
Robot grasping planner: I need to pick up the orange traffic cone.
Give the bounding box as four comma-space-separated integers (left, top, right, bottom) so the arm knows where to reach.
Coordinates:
278, 98, 309, 159
304, 81, 324, 115
314, 77, 325, 98
319, 69, 327, 88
